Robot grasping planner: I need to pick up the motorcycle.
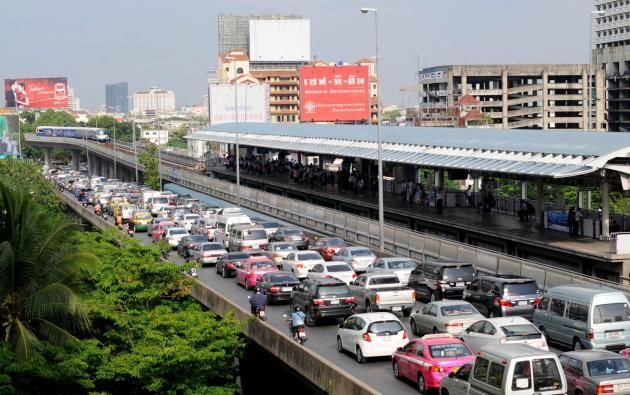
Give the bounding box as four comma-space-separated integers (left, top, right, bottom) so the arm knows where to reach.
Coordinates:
188, 267, 198, 277
248, 296, 267, 321
283, 314, 307, 345
102, 212, 109, 221
127, 225, 135, 237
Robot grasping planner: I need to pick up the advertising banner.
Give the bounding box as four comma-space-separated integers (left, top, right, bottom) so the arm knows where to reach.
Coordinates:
0, 114, 20, 158
299, 65, 369, 122
208, 83, 269, 125
4, 77, 68, 109
546, 210, 569, 232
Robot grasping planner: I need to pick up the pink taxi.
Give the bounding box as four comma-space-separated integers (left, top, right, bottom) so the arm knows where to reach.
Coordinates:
235, 256, 278, 290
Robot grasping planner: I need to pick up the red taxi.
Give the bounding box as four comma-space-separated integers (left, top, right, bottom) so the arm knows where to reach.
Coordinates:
312, 237, 348, 261
392, 334, 475, 393
235, 256, 279, 290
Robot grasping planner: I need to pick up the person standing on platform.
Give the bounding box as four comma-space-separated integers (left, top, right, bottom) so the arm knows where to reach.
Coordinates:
436, 187, 444, 214
466, 185, 473, 208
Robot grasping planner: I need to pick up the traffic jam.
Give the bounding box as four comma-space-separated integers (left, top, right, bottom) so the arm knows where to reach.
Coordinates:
50, 167, 630, 395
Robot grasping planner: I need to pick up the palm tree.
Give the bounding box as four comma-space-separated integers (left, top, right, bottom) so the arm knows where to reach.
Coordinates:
0, 183, 94, 360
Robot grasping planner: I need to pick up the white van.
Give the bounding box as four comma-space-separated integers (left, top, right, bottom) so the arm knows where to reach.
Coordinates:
228, 225, 269, 252
214, 214, 252, 247
147, 196, 170, 217
440, 344, 567, 395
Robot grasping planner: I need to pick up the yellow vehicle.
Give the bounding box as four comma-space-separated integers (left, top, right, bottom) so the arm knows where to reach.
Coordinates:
107, 197, 125, 215
130, 210, 153, 232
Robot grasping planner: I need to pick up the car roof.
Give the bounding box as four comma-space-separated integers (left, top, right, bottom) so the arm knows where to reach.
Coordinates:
349, 312, 400, 323
168, 227, 187, 232
547, 285, 620, 300
478, 344, 557, 359
484, 316, 533, 325
360, 272, 398, 278
308, 278, 346, 285
478, 274, 537, 283
418, 334, 465, 346
428, 300, 475, 307
247, 256, 273, 262
561, 350, 622, 362
297, 250, 321, 256
377, 257, 418, 262
423, 260, 473, 267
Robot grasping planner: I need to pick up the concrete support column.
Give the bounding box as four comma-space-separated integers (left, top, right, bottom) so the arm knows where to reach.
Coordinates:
447, 69, 454, 108
582, 66, 589, 130
521, 180, 528, 200
95, 156, 103, 177
536, 178, 544, 227
601, 177, 610, 239
502, 69, 509, 128
108, 161, 115, 180
71, 149, 81, 171
461, 72, 467, 96
596, 67, 605, 131
43, 147, 52, 167
472, 176, 479, 207
542, 68, 549, 129
436, 169, 444, 189
578, 191, 584, 209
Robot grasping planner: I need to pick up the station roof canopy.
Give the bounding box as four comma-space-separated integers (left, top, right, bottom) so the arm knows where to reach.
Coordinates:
187, 123, 630, 179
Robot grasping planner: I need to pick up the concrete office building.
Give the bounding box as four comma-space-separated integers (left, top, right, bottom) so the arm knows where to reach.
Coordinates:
105, 82, 129, 113
132, 87, 176, 115
412, 64, 606, 130
594, 0, 630, 131
67, 87, 81, 111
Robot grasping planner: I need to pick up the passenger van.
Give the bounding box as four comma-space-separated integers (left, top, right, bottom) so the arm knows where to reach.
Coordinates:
147, 196, 170, 217
441, 344, 567, 395
214, 214, 252, 248
228, 225, 269, 252
533, 285, 630, 352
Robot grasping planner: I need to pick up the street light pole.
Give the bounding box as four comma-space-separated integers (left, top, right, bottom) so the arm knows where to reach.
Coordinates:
361, 7, 385, 252
132, 118, 138, 183
589, 10, 606, 131
113, 114, 117, 179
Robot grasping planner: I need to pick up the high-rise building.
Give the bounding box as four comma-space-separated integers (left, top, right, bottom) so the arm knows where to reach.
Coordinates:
105, 82, 129, 113
67, 87, 81, 111
133, 87, 176, 115
594, 0, 630, 131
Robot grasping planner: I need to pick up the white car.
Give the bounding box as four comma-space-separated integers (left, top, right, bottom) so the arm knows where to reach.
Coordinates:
459, 316, 548, 354
189, 242, 226, 267
307, 262, 357, 285
333, 246, 376, 272
366, 257, 418, 285
180, 213, 200, 231
336, 312, 408, 363
164, 227, 190, 248
281, 250, 326, 279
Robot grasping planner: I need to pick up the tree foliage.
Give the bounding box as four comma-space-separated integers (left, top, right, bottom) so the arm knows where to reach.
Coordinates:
139, 143, 160, 190
167, 126, 189, 150
0, 159, 65, 214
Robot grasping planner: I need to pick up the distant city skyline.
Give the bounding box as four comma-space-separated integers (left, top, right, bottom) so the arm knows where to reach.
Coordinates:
3, 0, 595, 111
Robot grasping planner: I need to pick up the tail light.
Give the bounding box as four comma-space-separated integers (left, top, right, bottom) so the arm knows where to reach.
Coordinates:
597, 385, 615, 394
411, 291, 416, 301
260, 243, 268, 250
325, 275, 333, 279
323, 247, 333, 255
297, 263, 305, 268
247, 271, 253, 276
587, 328, 594, 340
343, 296, 354, 304
375, 293, 381, 305
226, 263, 234, 269
284, 236, 291, 241
304, 236, 309, 241
533, 296, 543, 306
313, 298, 325, 305
437, 280, 446, 287
362, 333, 372, 342
445, 322, 463, 328
429, 366, 444, 373
352, 273, 358, 279
351, 259, 358, 264
493, 297, 513, 307
402, 330, 407, 339
269, 286, 279, 293
273, 253, 282, 258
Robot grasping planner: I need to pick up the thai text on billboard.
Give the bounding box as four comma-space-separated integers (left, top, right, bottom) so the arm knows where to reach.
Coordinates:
208, 83, 269, 125
299, 65, 370, 122
0, 114, 20, 158
4, 77, 68, 109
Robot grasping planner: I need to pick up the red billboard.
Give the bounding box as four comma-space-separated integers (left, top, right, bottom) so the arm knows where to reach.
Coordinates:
4, 77, 68, 109
299, 65, 369, 122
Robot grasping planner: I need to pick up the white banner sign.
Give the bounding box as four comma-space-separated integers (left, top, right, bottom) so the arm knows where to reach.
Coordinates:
208, 83, 269, 125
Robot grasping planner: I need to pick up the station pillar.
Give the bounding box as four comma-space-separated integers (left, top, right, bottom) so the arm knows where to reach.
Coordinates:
43, 147, 52, 167
71, 149, 81, 171
601, 176, 610, 240
436, 169, 444, 189
535, 178, 544, 227
521, 181, 528, 200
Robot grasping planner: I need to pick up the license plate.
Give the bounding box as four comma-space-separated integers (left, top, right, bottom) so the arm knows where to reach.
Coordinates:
608, 331, 621, 340
382, 336, 392, 342
281, 287, 292, 292
392, 306, 402, 312
329, 299, 340, 305
518, 300, 527, 306
456, 282, 465, 287
298, 331, 306, 339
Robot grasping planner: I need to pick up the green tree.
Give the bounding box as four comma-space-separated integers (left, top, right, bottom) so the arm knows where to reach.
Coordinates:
0, 183, 96, 361
0, 159, 64, 214
139, 143, 160, 190
167, 125, 188, 149
382, 110, 401, 124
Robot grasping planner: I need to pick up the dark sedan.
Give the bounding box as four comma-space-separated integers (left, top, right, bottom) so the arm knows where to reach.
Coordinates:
176, 235, 208, 258
271, 227, 309, 250
257, 271, 301, 304
215, 252, 250, 278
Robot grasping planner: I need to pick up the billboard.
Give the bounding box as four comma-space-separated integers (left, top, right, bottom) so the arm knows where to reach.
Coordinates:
208, 83, 269, 125
0, 114, 19, 158
299, 65, 370, 122
4, 77, 68, 109
249, 19, 310, 62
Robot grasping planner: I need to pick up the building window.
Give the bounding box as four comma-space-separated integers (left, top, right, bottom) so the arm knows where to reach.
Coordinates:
225, 67, 230, 72
237, 67, 244, 74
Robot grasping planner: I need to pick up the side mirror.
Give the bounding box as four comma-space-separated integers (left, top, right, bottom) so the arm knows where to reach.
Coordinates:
338, 323, 343, 328
396, 347, 403, 352
448, 372, 455, 378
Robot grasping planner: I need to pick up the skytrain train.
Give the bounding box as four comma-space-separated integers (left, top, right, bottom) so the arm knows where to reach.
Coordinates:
35, 126, 110, 142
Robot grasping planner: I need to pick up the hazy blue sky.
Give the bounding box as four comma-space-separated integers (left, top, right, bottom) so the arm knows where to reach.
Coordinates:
2, 0, 594, 111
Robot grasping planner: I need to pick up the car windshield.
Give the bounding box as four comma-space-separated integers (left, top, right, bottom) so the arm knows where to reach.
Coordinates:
587, 358, 630, 376
387, 260, 417, 269
351, 249, 373, 257
272, 244, 295, 251
284, 229, 303, 236
429, 343, 472, 358
227, 252, 249, 260
593, 303, 630, 324
152, 197, 168, 204
135, 212, 152, 220
441, 265, 476, 280
261, 222, 280, 229
251, 261, 274, 269
202, 243, 223, 251
299, 253, 321, 261
532, 358, 563, 391
500, 324, 541, 339
189, 236, 207, 243
270, 274, 298, 283
326, 264, 352, 273
243, 230, 268, 240
316, 284, 350, 298
503, 281, 540, 296
170, 229, 187, 235
323, 238, 345, 246
368, 320, 403, 335
441, 304, 479, 316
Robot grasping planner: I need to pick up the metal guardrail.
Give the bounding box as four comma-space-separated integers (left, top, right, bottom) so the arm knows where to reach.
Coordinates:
29, 136, 630, 295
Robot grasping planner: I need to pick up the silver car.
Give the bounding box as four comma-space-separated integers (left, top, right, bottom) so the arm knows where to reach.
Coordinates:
409, 301, 484, 336
263, 242, 297, 267
366, 257, 418, 285
459, 316, 548, 354
189, 242, 227, 267
559, 350, 630, 395
332, 246, 376, 272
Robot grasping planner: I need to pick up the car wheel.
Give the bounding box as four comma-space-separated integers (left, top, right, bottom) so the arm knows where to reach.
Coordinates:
417, 372, 426, 393
433, 327, 439, 334
403, 308, 412, 318
573, 338, 585, 351
305, 307, 316, 327
410, 319, 418, 335
356, 346, 366, 364
540, 326, 550, 343
441, 389, 450, 395
336, 336, 343, 353
367, 301, 376, 313
393, 361, 401, 379
221, 267, 227, 278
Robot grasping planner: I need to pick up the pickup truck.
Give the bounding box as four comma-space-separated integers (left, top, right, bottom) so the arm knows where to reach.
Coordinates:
349, 273, 415, 317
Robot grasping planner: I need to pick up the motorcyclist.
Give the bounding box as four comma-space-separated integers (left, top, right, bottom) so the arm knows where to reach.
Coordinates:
250, 287, 267, 315
291, 306, 306, 336
94, 203, 102, 216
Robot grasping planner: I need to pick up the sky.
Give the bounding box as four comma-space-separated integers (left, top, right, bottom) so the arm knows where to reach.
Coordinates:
2, 0, 595, 111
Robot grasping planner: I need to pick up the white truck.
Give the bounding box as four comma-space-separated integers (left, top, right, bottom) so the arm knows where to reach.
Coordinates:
349, 273, 415, 317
